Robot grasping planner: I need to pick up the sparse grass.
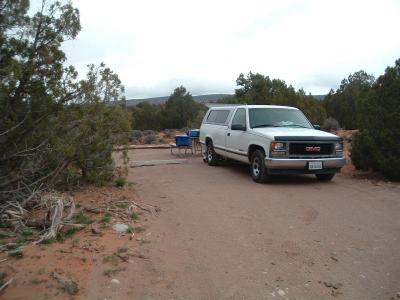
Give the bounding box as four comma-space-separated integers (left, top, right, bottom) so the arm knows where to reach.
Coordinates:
37, 268, 45, 275
74, 211, 93, 224
103, 254, 119, 266
71, 238, 79, 247
130, 212, 139, 221
103, 267, 126, 277
117, 247, 128, 254
139, 239, 151, 245
115, 202, 129, 209
56, 228, 79, 242
8, 249, 23, 258
100, 212, 111, 224
114, 177, 126, 188
31, 278, 46, 285
126, 226, 145, 234
21, 228, 33, 237
40, 238, 55, 245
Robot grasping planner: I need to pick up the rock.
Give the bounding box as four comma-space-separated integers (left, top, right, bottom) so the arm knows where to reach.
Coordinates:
330, 253, 338, 262
52, 272, 79, 295
112, 223, 129, 233
277, 289, 285, 296
323, 281, 332, 288
111, 278, 120, 284
332, 283, 343, 290
91, 225, 102, 235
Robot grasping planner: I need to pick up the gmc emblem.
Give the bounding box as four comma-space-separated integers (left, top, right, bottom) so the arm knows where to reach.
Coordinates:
305, 146, 321, 152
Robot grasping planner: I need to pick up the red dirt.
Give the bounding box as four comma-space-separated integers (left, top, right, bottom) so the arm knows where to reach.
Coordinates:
0, 186, 157, 300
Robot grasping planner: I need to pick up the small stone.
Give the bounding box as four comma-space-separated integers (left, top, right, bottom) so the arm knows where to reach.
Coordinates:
112, 223, 129, 233
91, 225, 101, 235
277, 289, 285, 296
332, 283, 342, 290
111, 279, 120, 284
323, 281, 332, 288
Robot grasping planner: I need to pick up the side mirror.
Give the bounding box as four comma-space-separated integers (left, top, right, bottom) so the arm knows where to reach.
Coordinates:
313, 124, 321, 130
231, 124, 246, 131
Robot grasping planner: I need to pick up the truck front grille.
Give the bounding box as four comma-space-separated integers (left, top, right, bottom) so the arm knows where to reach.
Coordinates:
289, 143, 333, 156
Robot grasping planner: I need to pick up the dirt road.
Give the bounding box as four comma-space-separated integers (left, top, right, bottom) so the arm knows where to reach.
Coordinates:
123, 149, 400, 300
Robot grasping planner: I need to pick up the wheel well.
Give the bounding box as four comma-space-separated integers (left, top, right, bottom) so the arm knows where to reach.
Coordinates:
205, 137, 212, 146
248, 145, 266, 161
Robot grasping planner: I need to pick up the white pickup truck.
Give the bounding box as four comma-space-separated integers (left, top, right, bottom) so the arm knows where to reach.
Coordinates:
199, 105, 346, 183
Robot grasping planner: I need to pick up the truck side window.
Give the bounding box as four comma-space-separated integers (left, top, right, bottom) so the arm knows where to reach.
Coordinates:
231, 108, 246, 127
206, 110, 230, 124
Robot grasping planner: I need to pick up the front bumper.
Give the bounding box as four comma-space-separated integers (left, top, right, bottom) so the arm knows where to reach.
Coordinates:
265, 157, 346, 170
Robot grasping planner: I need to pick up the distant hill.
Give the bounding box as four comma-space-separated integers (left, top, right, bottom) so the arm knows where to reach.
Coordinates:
312, 95, 326, 101
126, 93, 325, 106
126, 94, 233, 106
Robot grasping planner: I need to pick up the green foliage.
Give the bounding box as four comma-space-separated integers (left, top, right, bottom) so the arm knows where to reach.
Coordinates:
100, 213, 111, 224
324, 71, 375, 129
0, 1, 131, 206
130, 212, 139, 220
56, 228, 79, 242
232, 72, 326, 124
129, 86, 207, 130
114, 177, 126, 188
74, 212, 93, 224
350, 59, 400, 180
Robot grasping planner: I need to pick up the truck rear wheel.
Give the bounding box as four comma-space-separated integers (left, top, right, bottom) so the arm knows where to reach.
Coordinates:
316, 173, 335, 181
206, 142, 219, 166
250, 150, 270, 183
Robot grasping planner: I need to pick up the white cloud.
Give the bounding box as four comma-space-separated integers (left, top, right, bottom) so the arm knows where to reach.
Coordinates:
60, 0, 400, 98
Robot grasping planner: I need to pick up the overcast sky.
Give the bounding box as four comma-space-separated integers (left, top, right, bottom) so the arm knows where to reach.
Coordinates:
40, 0, 400, 98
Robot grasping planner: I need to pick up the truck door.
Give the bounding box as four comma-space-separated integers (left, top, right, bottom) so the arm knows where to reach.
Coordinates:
226, 108, 249, 163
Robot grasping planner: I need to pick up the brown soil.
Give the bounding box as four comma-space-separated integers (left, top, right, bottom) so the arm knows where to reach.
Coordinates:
0, 186, 158, 300
2, 133, 398, 299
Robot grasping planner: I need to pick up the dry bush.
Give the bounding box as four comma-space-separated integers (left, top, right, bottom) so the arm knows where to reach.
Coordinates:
323, 117, 340, 131
144, 135, 157, 144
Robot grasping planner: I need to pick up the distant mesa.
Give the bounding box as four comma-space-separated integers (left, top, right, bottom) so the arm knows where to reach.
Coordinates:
126, 93, 325, 106
126, 94, 233, 106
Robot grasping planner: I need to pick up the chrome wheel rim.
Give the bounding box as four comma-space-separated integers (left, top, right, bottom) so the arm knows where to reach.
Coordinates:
252, 157, 260, 177
207, 147, 213, 161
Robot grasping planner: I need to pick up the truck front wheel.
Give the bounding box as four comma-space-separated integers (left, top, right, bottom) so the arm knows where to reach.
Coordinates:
250, 150, 271, 183
206, 142, 219, 166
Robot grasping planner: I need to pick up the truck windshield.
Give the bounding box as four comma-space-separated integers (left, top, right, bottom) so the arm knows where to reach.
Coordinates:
249, 108, 312, 129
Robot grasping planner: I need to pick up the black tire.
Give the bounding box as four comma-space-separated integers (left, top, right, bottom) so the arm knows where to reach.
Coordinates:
316, 173, 335, 181
206, 142, 219, 166
250, 150, 270, 183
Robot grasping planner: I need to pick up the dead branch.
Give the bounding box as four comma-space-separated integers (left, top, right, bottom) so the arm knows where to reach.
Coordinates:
0, 278, 13, 292
130, 201, 153, 214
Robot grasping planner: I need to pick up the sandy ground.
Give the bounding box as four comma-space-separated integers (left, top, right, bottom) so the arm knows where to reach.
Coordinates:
125, 149, 400, 300
2, 147, 400, 300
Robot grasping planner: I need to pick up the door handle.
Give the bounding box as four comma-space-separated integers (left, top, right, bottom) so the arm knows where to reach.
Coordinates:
227, 133, 231, 136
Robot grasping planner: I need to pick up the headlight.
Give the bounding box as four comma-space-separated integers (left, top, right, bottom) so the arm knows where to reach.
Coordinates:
270, 142, 287, 157
335, 142, 343, 154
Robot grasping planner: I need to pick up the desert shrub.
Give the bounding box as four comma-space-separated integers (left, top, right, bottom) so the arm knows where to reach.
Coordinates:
0, 0, 131, 207
158, 138, 166, 144
323, 117, 340, 131
143, 130, 156, 136
144, 135, 157, 144
114, 177, 126, 188
130, 130, 143, 139
350, 58, 400, 181
351, 130, 378, 171
163, 129, 174, 138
